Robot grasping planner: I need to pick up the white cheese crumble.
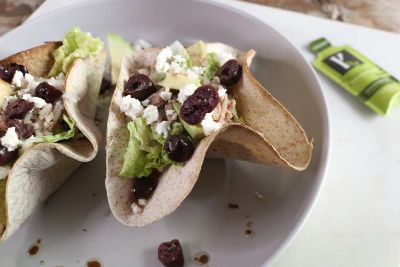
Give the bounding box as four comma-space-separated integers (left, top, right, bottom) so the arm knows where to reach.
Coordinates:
155, 47, 173, 73
46, 73, 65, 90
217, 52, 235, 65
131, 203, 142, 214
218, 85, 227, 98
120, 95, 143, 120
141, 99, 150, 106
24, 74, 39, 91
160, 91, 172, 101
143, 105, 159, 125
201, 113, 221, 136
168, 41, 186, 56
177, 84, 197, 104
22, 94, 46, 109
1, 127, 20, 151
169, 55, 187, 74
155, 121, 170, 138
138, 198, 148, 207
133, 39, 152, 51
165, 109, 177, 120
11, 71, 24, 88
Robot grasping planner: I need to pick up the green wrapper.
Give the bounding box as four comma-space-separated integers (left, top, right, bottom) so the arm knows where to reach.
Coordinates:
310, 37, 400, 115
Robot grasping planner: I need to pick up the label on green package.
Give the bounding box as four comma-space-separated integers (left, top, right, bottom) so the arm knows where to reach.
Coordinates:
310, 37, 400, 115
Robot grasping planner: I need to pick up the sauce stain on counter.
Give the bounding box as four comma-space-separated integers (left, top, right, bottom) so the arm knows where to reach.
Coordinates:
86, 259, 102, 267
193, 251, 210, 266
27, 239, 42, 256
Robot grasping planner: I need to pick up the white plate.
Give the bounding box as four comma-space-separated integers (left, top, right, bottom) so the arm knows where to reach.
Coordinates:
0, 0, 329, 266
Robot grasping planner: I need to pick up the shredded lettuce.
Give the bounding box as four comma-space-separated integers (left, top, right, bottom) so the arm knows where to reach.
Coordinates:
170, 122, 184, 135
120, 118, 173, 178
203, 52, 220, 80
34, 115, 76, 144
48, 27, 104, 77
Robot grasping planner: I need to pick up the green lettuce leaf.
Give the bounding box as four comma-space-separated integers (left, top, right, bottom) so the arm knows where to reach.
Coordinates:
120, 118, 173, 178
34, 115, 76, 143
203, 52, 220, 80
48, 27, 104, 77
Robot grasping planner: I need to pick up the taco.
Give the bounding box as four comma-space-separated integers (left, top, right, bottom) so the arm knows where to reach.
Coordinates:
0, 28, 106, 241
106, 39, 312, 226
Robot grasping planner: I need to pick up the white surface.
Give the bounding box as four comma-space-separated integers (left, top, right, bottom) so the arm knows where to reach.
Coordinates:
0, 0, 328, 266
26, 0, 400, 266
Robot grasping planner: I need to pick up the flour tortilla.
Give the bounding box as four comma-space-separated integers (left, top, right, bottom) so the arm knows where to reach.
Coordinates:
0, 42, 106, 241
106, 43, 313, 226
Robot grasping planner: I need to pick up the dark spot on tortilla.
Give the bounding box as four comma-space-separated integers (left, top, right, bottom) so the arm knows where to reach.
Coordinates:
228, 203, 239, 209
40, 260, 44, 265
36, 239, 42, 244
82, 229, 88, 232
27, 245, 40, 256
91, 193, 96, 197
246, 221, 253, 228
86, 259, 102, 267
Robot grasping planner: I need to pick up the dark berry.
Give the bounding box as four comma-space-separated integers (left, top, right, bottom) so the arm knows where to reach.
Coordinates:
164, 135, 194, 162
5, 99, 34, 119
124, 74, 156, 101
180, 85, 219, 125
0, 63, 28, 83
132, 171, 159, 202
217, 59, 242, 86
6, 120, 34, 139
0, 146, 18, 166
35, 82, 63, 104
158, 239, 184, 267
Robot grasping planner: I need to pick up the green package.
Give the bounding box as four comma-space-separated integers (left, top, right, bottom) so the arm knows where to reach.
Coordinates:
310, 37, 400, 115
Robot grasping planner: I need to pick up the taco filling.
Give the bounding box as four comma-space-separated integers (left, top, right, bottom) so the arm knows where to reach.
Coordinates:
0, 28, 103, 233
115, 40, 244, 213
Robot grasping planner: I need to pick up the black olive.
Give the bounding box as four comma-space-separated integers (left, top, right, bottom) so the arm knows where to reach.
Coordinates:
123, 74, 156, 101
0, 146, 18, 166
35, 82, 63, 104
216, 59, 242, 86
164, 135, 194, 162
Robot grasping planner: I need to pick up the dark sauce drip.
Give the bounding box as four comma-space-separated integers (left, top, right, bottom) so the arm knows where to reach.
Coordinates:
245, 229, 255, 238
132, 171, 160, 204
27, 245, 40, 256
193, 252, 210, 265
228, 203, 239, 209
86, 259, 102, 267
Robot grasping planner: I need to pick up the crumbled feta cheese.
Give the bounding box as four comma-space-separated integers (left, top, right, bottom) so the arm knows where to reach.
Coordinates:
155, 121, 170, 138
218, 85, 227, 98
191, 66, 205, 76
141, 99, 150, 106
1, 127, 20, 151
160, 91, 172, 101
169, 55, 187, 74
131, 203, 142, 214
22, 94, 47, 108
133, 39, 152, 51
46, 74, 65, 90
11, 71, 24, 88
177, 84, 197, 104
201, 113, 221, 136
143, 105, 159, 124
138, 198, 148, 206
165, 109, 178, 121
168, 41, 186, 56
155, 47, 173, 73
217, 52, 235, 65
120, 95, 143, 119
24, 74, 40, 91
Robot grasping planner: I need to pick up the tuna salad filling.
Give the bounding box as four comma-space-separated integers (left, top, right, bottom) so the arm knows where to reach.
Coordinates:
116, 40, 243, 213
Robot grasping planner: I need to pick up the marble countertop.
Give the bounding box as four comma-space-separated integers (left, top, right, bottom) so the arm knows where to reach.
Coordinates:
5, 0, 400, 266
